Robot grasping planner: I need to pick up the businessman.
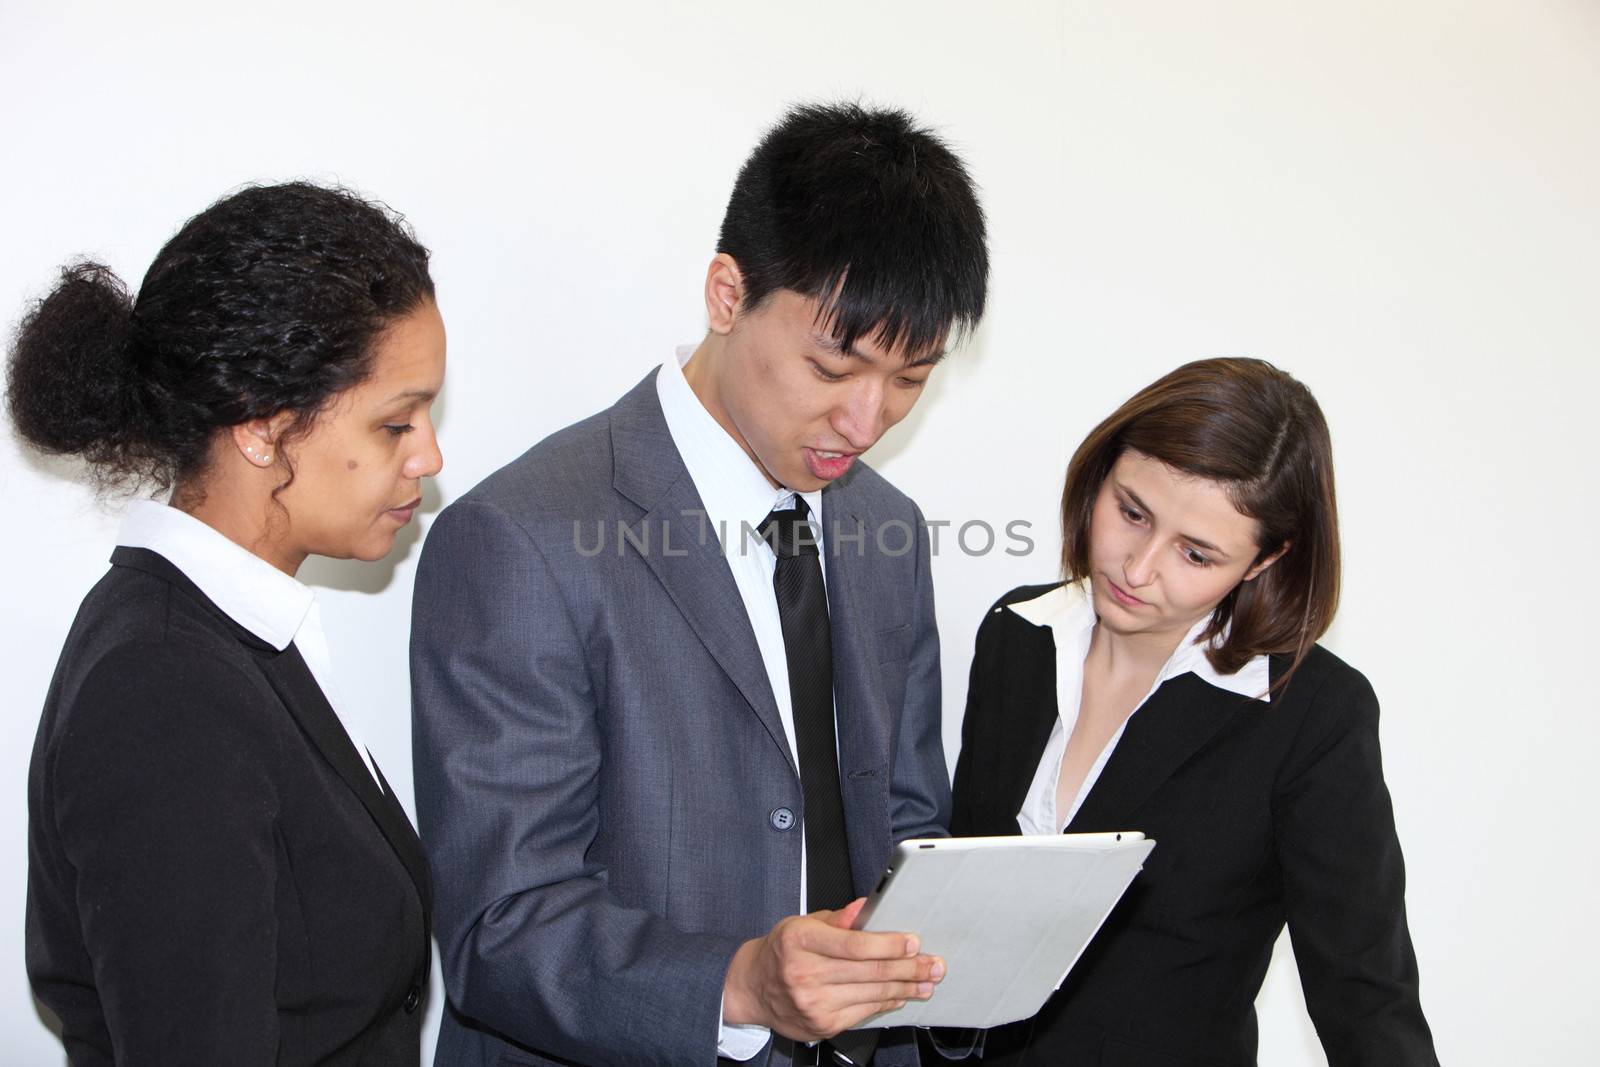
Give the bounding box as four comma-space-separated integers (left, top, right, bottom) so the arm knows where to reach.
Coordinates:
412, 102, 989, 1067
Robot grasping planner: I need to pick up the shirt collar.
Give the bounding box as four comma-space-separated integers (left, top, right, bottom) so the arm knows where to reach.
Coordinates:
117, 499, 315, 651
656, 345, 823, 537
1007, 580, 1270, 701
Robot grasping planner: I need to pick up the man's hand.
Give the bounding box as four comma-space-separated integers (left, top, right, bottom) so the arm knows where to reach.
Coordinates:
721, 898, 945, 1042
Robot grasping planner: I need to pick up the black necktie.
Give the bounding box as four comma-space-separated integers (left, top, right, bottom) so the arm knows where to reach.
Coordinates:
761, 498, 854, 913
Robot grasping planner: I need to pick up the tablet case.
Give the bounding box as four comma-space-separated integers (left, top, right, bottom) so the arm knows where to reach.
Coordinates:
854, 833, 1156, 1028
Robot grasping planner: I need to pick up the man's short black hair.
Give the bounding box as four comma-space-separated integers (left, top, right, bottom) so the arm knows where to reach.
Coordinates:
717, 102, 989, 358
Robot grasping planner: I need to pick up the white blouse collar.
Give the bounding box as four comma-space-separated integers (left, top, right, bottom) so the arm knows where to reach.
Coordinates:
117, 499, 314, 652
1007, 581, 1270, 702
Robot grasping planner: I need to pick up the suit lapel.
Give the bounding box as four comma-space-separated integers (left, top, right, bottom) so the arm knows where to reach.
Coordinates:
818, 493, 894, 882
608, 373, 795, 776
994, 612, 1062, 824
1067, 672, 1256, 832
254, 645, 433, 913
371, 759, 434, 920
820, 497, 887, 763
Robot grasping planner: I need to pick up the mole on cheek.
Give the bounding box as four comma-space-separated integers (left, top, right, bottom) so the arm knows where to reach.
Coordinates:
346, 459, 359, 470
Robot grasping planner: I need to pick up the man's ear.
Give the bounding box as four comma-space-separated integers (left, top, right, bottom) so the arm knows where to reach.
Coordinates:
1244, 542, 1289, 582
704, 253, 746, 335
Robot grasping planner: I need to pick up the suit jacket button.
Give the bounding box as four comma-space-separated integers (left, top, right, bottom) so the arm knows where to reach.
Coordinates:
404, 985, 421, 1014
770, 807, 796, 831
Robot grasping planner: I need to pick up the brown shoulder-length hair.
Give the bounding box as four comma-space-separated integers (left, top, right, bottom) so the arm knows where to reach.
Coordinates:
1061, 358, 1340, 689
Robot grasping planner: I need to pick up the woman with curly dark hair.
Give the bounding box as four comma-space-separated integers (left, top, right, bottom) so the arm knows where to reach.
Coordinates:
949, 359, 1437, 1066
11, 182, 444, 1065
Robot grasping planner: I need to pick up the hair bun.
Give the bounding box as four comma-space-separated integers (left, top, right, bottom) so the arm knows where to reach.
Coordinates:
7, 261, 148, 473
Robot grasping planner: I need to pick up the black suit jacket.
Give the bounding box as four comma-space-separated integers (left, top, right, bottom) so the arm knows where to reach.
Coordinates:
951, 584, 1437, 1067
27, 547, 432, 1066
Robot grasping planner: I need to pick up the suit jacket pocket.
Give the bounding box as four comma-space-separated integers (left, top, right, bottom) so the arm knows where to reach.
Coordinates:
875, 623, 911, 664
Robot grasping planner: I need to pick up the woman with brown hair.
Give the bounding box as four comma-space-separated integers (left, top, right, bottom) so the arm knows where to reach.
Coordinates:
949, 359, 1438, 1065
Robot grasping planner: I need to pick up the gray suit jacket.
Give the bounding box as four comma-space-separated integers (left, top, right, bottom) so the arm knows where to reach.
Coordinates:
412, 371, 949, 1067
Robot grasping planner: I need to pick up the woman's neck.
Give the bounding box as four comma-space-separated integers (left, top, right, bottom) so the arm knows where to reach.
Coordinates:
1086, 618, 1190, 687
173, 477, 306, 577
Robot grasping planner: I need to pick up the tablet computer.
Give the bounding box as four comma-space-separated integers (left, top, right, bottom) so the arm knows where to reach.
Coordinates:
854, 832, 1155, 1029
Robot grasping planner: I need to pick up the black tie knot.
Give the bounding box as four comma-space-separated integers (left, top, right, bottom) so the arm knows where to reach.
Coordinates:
759, 500, 820, 558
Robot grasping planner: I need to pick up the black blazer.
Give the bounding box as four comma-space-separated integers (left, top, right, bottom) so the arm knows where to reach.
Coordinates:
26, 547, 432, 1066
951, 584, 1436, 1067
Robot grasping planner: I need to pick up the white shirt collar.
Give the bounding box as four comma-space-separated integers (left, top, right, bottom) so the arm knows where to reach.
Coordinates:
656, 345, 823, 538
117, 499, 315, 651
1007, 581, 1270, 702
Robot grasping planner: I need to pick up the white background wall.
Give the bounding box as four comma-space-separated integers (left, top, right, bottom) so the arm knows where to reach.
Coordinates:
3, 2, 1595, 1063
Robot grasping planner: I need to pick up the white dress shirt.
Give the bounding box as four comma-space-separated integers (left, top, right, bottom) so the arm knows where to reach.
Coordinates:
116, 499, 383, 791
656, 347, 826, 1059
1008, 581, 1268, 835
